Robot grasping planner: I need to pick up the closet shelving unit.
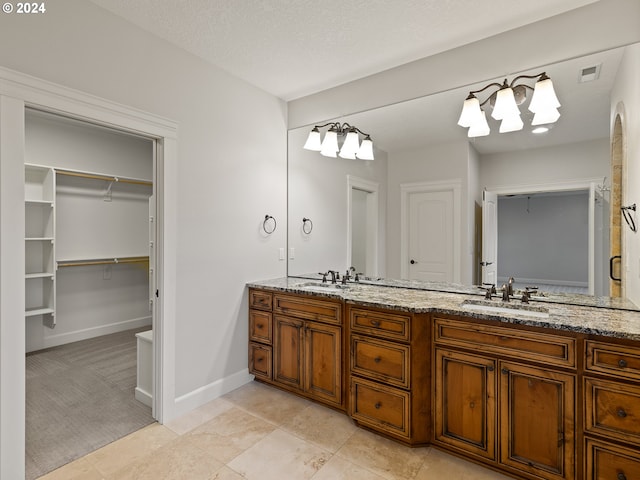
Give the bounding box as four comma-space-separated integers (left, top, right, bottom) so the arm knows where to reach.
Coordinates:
25, 164, 153, 329
25, 164, 56, 328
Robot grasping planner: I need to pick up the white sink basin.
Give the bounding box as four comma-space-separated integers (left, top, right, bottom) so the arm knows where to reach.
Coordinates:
297, 282, 350, 293
461, 299, 549, 319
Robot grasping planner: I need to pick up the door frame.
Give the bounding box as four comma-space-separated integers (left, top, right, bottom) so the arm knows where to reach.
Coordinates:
400, 180, 461, 281
484, 179, 601, 295
0, 66, 177, 478
347, 175, 379, 277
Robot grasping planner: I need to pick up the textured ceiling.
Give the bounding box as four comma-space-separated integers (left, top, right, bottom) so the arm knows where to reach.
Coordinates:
89, 0, 597, 100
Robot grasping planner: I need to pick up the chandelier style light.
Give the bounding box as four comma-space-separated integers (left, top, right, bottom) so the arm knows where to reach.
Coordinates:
303, 122, 374, 160
457, 72, 561, 138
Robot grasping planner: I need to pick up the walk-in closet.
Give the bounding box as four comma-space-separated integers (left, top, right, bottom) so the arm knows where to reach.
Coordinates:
24, 109, 156, 479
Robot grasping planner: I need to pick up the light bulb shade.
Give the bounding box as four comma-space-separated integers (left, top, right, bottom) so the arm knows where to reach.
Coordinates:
528, 78, 560, 113
457, 96, 482, 127
532, 108, 560, 126
303, 128, 322, 151
340, 130, 360, 157
320, 129, 339, 157
499, 113, 524, 133
356, 137, 374, 160
467, 111, 490, 137
491, 87, 520, 120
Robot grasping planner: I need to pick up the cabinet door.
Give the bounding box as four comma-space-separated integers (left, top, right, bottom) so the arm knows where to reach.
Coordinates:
499, 361, 575, 480
274, 315, 304, 390
305, 321, 342, 406
434, 348, 496, 460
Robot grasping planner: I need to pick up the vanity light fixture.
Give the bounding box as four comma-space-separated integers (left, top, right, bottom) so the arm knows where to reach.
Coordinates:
303, 122, 374, 160
457, 72, 561, 138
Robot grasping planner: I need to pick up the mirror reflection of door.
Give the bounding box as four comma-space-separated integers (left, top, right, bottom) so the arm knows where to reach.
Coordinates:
481, 191, 498, 286
407, 190, 454, 282
348, 176, 379, 277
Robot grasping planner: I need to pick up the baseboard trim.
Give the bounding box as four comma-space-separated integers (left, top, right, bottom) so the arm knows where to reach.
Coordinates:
41, 316, 152, 350
171, 369, 254, 419
135, 387, 153, 407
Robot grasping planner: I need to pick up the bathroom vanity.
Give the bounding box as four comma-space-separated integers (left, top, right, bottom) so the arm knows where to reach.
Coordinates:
247, 277, 640, 480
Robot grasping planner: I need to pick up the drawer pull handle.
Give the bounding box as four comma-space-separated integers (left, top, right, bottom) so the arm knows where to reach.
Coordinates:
617, 408, 627, 418
617, 473, 627, 480
374, 402, 382, 409
370, 320, 381, 327
374, 356, 382, 363
618, 359, 628, 368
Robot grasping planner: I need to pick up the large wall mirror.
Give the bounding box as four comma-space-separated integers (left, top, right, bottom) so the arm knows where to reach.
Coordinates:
287, 42, 638, 308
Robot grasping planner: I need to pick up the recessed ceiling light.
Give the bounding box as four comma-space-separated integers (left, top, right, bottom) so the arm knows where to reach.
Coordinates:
532, 126, 549, 134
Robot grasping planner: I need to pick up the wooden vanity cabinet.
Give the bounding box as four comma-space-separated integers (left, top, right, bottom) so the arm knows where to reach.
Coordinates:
347, 305, 431, 445
249, 288, 345, 410
583, 339, 640, 480
433, 315, 577, 480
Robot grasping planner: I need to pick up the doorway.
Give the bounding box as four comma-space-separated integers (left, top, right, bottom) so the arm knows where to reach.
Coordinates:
347, 176, 379, 277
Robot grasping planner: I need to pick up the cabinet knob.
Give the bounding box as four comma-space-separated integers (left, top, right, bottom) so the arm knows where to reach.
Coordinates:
370, 319, 380, 327
501, 368, 509, 375
617, 408, 627, 418
487, 365, 495, 372
374, 356, 382, 363
374, 402, 381, 409
617, 473, 627, 480
618, 359, 628, 368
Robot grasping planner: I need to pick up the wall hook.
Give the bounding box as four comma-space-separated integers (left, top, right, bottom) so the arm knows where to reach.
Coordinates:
262, 215, 276, 234
302, 217, 313, 234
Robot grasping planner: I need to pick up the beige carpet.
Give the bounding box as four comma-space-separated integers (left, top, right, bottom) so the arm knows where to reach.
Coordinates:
26, 327, 155, 479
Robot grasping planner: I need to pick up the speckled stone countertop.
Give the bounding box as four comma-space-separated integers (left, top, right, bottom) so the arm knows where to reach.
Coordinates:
247, 277, 640, 341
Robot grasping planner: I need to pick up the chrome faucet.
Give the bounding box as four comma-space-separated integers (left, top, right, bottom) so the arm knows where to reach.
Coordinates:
507, 277, 515, 297
501, 284, 510, 302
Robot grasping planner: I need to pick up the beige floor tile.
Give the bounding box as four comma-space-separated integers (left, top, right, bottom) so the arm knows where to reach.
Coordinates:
164, 397, 234, 435
109, 435, 223, 480
186, 406, 276, 463
37, 456, 105, 480
312, 454, 388, 480
415, 448, 511, 479
211, 466, 245, 479
84, 423, 177, 476
222, 381, 311, 426
336, 429, 427, 480
227, 428, 331, 480
281, 402, 357, 453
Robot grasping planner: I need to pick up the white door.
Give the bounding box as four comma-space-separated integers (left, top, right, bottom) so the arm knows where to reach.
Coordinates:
481, 190, 498, 286
408, 190, 454, 282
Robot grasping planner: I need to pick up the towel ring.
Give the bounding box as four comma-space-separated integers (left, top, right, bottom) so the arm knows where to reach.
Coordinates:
621, 204, 637, 232
302, 217, 313, 234
263, 215, 276, 234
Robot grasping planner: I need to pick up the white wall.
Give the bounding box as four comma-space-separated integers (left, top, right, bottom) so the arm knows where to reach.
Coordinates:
0, 2, 287, 474
611, 42, 640, 306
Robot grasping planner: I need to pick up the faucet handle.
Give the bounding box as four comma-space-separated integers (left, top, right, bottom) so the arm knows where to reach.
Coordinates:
501, 284, 510, 302
318, 272, 328, 283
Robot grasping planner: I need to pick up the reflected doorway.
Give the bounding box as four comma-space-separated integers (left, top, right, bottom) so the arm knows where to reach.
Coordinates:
347, 176, 379, 277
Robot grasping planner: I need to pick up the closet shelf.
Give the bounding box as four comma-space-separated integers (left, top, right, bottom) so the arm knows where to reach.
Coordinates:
25, 199, 54, 205
26, 307, 55, 317
26, 273, 55, 279
25, 237, 54, 241
57, 256, 149, 268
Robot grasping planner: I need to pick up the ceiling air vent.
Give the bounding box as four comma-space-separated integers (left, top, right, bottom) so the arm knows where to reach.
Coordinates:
579, 64, 601, 83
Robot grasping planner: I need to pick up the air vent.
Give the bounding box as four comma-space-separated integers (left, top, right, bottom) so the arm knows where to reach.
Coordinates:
579, 64, 601, 83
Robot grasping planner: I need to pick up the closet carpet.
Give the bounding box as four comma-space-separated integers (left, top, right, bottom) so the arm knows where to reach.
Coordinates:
26, 327, 154, 480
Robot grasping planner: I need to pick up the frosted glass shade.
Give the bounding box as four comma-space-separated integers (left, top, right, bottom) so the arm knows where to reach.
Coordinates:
457, 96, 482, 127
320, 129, 339, 157
356, 137, 374, 160
529, 78, 560, 113
532, 108, 561, 126
491, 88, 520, 120
499, 113, 524, 133
303, 128, 322, 151
468, 111, 490, 137
340, 130, 360, 157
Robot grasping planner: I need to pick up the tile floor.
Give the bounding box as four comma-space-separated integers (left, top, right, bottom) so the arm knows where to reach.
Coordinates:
39, 381, 511, 480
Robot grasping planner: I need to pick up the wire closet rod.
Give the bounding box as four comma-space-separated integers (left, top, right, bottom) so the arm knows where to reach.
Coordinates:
56, 168, 153, 187
57, 256, 149, 268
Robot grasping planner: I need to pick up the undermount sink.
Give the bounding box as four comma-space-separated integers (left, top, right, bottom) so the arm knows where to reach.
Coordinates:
297, 282, 350, 293
461, 299, 550, 319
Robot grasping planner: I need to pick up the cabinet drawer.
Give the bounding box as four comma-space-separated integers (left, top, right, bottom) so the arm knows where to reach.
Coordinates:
585, 377, 640, 446
350, 307, 411, 341
249, 289, 273, 311
586, 340, 640, 382
249, 310, 272, 344
434, 316, 576, 368
351, 335, 410, 388
585, 438, 640, 480
274, 294, 342, 325
350, 377, 410, 439
249, 343, 272, 380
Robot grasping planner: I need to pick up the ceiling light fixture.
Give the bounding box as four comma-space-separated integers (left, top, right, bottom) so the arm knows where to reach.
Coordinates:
303, 122, 374, 160
457, 72, 561, 138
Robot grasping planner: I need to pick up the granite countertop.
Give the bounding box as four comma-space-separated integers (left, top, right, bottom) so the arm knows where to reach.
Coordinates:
248, 277, 640, 341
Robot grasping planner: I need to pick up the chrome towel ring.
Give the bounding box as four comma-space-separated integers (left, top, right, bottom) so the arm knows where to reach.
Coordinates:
302, 217, 313, 234
621, 204, 637, 233
263, 215, 276, 234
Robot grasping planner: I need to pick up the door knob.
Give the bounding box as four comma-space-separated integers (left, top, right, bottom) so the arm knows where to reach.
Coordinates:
410, 259, 417, 264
